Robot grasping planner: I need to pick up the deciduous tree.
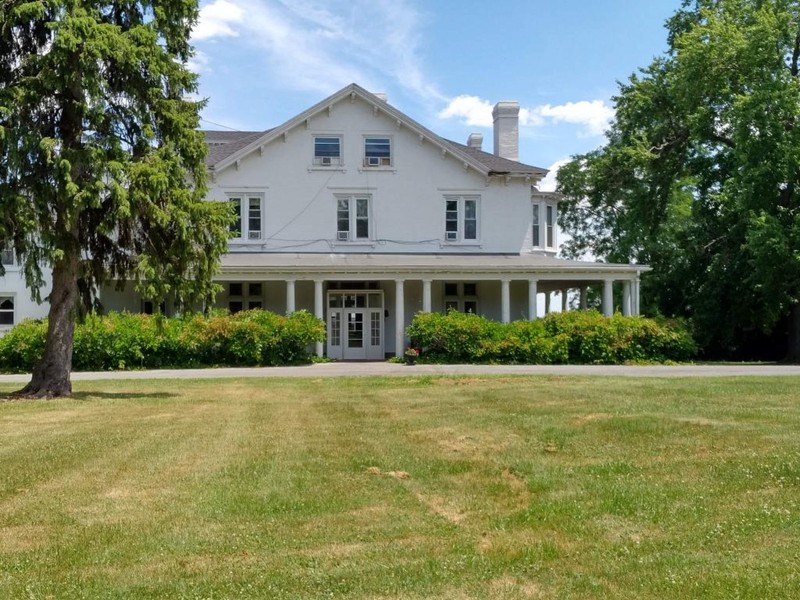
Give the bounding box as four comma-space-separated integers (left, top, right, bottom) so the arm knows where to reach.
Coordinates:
558, 0, 800, 360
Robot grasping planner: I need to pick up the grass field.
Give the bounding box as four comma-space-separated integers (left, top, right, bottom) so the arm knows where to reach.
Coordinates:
1, 376, 799, 599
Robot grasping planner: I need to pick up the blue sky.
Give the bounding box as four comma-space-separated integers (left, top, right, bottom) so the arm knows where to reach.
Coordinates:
191, 0, 682, 189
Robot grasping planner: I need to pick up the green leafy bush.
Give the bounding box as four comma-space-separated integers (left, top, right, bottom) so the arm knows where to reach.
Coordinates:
0, 310, 325, 373
406, 310, 696, 364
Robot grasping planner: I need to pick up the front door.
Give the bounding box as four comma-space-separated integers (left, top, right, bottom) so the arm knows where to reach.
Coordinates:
327, 291, 384, 360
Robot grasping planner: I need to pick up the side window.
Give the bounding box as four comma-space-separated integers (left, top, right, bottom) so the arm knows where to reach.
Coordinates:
228, 194, 264, 240
0, 296, 14, 326
546, 205, 555, 248
1, 243, 13, 266
532, 203, 541, 248
364, 137, 391, 167
314, 136, 341, 166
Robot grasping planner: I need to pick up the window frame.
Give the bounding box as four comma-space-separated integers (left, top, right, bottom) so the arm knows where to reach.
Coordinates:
0, 294, 15, 327
443, 282, 479, 314
363, 136, 392, 167
228, 193, 265, 241
1, 243, 13, 266
335, 194, 372, 242
532, 200, 557, 250
313, 135, 342, 166
443, 195, 480, 243
226, 282, 264, 313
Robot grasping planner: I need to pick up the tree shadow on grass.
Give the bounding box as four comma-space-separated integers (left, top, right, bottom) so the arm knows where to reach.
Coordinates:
0, 391, 178, 402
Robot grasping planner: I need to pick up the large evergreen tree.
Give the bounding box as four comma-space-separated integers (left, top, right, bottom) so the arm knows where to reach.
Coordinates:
558, 0, 800, 361
0, 1, 231, 397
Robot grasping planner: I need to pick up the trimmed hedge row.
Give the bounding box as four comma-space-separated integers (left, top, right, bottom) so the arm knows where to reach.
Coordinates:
406, 310, 696, 364
0, 310, 326, 373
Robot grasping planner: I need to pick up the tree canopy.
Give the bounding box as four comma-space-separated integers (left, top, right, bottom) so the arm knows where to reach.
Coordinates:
557, 0, 800, 360
0, 1, 231, 396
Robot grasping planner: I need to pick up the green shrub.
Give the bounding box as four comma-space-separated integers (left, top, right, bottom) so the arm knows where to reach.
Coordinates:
0, 309, 326, 373
407, 310, 696, 365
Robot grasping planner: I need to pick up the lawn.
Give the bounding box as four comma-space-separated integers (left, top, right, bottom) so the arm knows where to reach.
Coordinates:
1, 376, 799, 599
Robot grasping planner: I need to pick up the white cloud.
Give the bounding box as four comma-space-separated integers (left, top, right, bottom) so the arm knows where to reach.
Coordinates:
193, 0, 246, 40
538, 158, 572, 192
192, 0, 444, 101
438, 95, 614, 137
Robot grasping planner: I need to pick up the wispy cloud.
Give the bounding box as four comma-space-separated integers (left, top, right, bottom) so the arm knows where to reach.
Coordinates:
438, 95, 614, 137
192, 0, 444, 100
538, 158, 572, 192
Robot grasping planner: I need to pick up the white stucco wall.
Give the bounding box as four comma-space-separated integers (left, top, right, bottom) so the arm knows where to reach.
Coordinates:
209, 97, 541, 256
0, 265, 51, 334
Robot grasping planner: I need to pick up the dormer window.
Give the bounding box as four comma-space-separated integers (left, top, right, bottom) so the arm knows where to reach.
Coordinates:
364, 137, 391, 167
314, 136, 341, 166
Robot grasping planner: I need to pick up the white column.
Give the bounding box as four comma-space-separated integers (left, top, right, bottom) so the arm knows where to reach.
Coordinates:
314, 279, 324, 357
501, 278, 511, 323
561, 289, 568, 312
580, 286, 588, 310
602, 279, 613, 316
286, 279, 296, 314
634, 274, 641, 316
528, 279, 538, 320
622, 280, 632, 316
422, 279, 432, 313
544, 292, 551, 314
395, 279, 405, 356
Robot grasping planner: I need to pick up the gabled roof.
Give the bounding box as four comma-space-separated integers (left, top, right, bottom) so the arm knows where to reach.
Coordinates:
202, 83, 547, 179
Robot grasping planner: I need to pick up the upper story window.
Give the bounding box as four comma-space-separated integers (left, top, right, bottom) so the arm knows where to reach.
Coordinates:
229, 194, 264, 241
364, 137, 391, 167
336, 195, 371, 242
532, 201, 556, 250
1, 243, 13, 266
0, 296, 14, 326
444, 195, 479, 243
314, 136, 341, 166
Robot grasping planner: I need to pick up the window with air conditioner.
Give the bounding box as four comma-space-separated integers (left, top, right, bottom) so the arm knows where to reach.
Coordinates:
336, 195, 371, 242
444, 195, 479, 243
314, 136, 341, 166
228, 194, 265, 241
364, 137, 391, 167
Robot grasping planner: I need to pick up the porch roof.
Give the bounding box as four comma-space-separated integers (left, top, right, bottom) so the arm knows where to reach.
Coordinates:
219, 252, 648, 282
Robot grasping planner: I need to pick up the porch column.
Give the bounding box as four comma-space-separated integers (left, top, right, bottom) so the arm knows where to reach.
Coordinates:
286, 279, 296, 314
501, 278, 511, 323
544, 292, 551, 314
314, 279, 324, 357
622, 280, 632, 316
422, 279, 432, 313
634, 274, 641, 316
528, 278, 538, 320
602, 279, 613, 316
580, 286, 588, 310
561, 289, 569, 312
395, 279, 405, 356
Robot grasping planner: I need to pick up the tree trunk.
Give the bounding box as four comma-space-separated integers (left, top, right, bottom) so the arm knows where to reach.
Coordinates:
786, 303, 800, 364
15, 249, 80, 398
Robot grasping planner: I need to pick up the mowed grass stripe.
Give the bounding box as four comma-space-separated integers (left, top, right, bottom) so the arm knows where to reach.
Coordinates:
1, 376, 799, 599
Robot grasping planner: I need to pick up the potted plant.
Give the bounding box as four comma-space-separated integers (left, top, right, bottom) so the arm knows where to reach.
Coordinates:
404, 346, 419, 365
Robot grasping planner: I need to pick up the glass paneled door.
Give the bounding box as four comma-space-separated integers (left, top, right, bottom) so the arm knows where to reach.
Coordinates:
327, 291, 384, 360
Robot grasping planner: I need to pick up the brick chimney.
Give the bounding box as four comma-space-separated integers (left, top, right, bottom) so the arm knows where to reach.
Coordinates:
492, 101, 519, 161
467, 133, 483, 150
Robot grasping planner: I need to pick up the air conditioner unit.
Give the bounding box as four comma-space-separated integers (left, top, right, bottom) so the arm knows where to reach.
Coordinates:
321, 156, 332, 166
366, 156, 381, 167
446, 231, 458, 241
337, 231, 349, 241
248, 231, 261, 240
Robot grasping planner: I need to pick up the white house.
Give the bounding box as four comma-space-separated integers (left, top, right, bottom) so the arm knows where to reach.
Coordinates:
2, 84, 646, 358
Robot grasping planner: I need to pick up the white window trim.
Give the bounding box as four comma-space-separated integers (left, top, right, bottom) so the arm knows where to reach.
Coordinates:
335, 194, 373, 243
443, 195, 480, 244
532, 200, 557, 251
312, 135, 344, 169
226, 282, 264, 313
443, 283, 479, 314
0, 293, 15, 328
362, 135, 393, 169
227, 192, 266, 243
